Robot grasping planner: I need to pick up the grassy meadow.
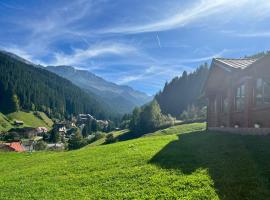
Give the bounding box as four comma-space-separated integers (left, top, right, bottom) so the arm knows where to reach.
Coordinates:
0, 111, 53, 132
0, 112, 13, 132
1, 123, 270, 199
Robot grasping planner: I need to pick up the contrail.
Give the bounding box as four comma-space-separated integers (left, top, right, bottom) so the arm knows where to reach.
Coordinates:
156, 34, 161, 48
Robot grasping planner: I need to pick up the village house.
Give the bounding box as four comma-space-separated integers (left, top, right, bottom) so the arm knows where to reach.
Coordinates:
53, 123, 67, 134
14, 120, 24, 126
204, 54, 270, 135
78, 114, 94, 123
36, 127, 48, 135
0, 142, 25, 152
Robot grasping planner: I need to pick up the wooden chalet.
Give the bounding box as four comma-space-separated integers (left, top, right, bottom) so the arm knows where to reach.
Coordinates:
204, 54, 270, 134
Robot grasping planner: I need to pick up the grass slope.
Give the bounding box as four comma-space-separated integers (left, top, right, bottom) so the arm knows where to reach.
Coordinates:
88, 129, 129, 147
1, 123, 270, 199
7, 111, 53, 129
0, 112, 13, 132
146, 122, 206, 137
89, 123, 206, 147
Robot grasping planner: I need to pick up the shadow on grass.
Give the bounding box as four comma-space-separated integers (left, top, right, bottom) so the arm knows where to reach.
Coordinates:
149, 131, 270, 200
114, 130, 143, 142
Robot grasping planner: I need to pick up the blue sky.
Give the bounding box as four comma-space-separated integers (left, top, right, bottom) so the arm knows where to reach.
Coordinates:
0, 0, 270, 95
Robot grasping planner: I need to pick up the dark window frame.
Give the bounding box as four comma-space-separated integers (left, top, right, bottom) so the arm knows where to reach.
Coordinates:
235, 84, 245, 112
221, 95, 229, 113
255, 78, 270, 106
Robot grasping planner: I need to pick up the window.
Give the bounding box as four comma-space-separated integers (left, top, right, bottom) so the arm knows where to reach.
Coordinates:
235, 84, 245, 111
210, 97, 218, 113
221, 96, 229, 113
255, 78, 270, 105
213, 98, 217, 113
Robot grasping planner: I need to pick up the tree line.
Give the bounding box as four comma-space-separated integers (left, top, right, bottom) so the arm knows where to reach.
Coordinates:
128, 100, 175, 134
155, 63, 209, 119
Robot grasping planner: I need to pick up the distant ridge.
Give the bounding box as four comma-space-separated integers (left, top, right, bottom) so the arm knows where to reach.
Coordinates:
46, 65, 152, 114
0, 49, 35, 66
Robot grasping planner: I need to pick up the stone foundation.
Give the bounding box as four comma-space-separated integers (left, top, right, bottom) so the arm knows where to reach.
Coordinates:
208, 127, 270, 136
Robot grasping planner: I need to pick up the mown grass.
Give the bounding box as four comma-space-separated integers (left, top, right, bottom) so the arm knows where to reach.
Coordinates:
146, 122, 206, 137
88, 129, 129, 147
0, 123, 270, 199
89, 123, 205, 147
7, 111, 53, 129
0, 112, 13, 132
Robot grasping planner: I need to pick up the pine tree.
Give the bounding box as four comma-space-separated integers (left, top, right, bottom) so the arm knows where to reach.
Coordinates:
12, 94, 20, 112
68, 130, 85, 150
155, 63, 209, 118
50, 129, 61, 143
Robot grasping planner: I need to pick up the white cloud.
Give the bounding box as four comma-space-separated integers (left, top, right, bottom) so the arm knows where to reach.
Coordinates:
99, 0, 249, 34
114, 48, 226, 85
0, 46, 46, 65
2, 47, 33, 61
234, 31, 270, 38
49, 42, 137, 66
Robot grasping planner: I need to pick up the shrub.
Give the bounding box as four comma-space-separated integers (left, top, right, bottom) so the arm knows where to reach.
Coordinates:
129, 100, 176, 133
94, 132, 105, 140
3, 132, 20, 141
34, 140, 47, 151
105, 133, 116, 144
68, 131, 86, 150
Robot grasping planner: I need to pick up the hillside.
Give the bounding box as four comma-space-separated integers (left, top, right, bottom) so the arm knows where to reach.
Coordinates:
155, 64, 209, 117
46, 66, 152, 114
7, 111, 53, 129
0, 111, 53, 132
0, 112, 13, 132
1, 123, 270, 199
0, 51, 113, 119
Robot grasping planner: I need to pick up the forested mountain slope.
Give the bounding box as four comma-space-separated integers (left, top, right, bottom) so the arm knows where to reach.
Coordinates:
155, 64, 209, 117
46, 65, 152, 114
0, 51, 113, 119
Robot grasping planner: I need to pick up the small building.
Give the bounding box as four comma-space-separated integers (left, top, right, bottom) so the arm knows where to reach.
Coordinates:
0, 142, 25, 152
36, 127, 48, 134
14, 120, 24, 126
53, 123, 67, 134
78, 114, 94, 123
204, 54, 270, 135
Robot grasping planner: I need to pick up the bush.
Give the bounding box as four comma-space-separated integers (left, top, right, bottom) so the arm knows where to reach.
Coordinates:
87, 132, 106, 144
34, 140, 47, 151
2, 132, 20, 141
129, 100, 175, 133
105, 133, 116, 144
94, 132, 105, 140
68, 131, 87, 150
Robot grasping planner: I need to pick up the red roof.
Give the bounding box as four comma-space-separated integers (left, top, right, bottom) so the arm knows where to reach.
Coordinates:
8, 142, 25, 152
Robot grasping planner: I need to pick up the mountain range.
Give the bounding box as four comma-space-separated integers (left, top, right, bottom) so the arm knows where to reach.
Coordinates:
46, 66, 152, 114
0, 50, 113, 120
0, 50, 151, 117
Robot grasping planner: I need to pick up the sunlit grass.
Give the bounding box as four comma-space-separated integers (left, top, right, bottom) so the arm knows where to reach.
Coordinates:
0, 123, 269, 199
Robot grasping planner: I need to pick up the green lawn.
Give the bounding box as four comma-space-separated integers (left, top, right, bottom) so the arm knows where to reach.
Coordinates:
0, 112, 13, 132
7, 111, 53, 129
0, 123, 270, 199
88, 129, 129, 147
146, 122, 206, 137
